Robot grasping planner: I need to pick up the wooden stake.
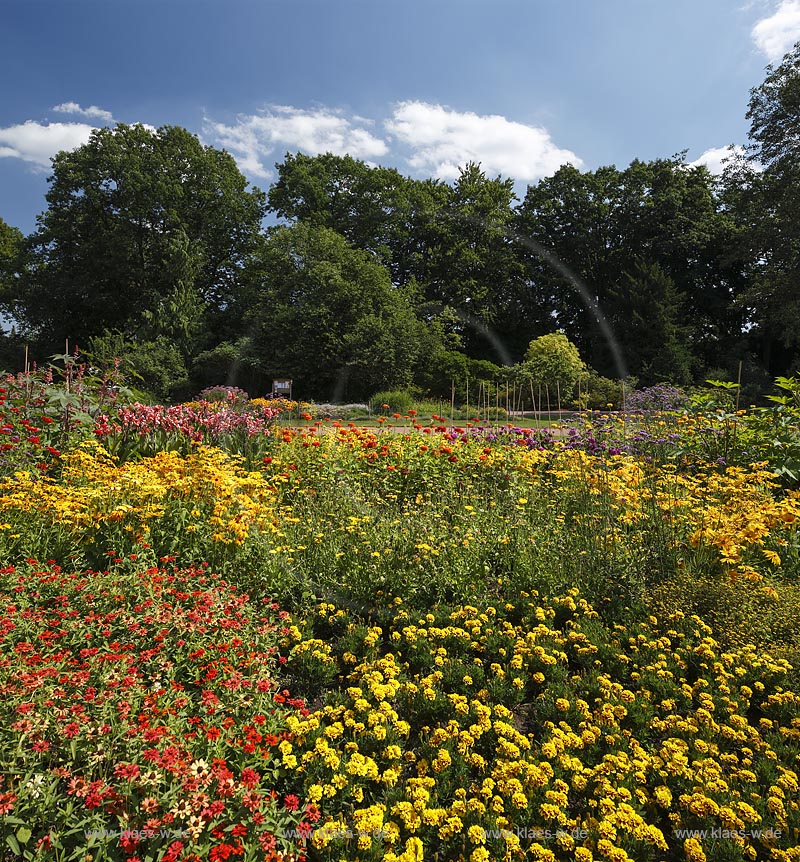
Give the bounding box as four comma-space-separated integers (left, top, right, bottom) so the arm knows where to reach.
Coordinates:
736, 360, 743, 412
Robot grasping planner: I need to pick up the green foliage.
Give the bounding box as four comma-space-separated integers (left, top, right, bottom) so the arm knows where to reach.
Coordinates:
610, 261, 694, 386
578, 370, 637, 410
13, 124, 266, 354
188, 338, 268, 396
522, 332, 585, 400
88, 330, 188, 401
0, 216, 23, 309
720, 43, 800, 365
369, 390, 416, 415
269, 154, 529, 362
514, 157, 746, 381
243, 223, 425, 401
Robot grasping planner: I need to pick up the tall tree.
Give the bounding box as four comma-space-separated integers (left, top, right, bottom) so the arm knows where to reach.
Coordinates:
13, 124, 266, 353
421, 162, 525, 361
608, 260, 694, 386
268, 155, 526, 363
514, 158, 743, 380
242, 223, 426, 401
730, 41, 800, 369
268, 152, 448, 289
0, 217, 23, 312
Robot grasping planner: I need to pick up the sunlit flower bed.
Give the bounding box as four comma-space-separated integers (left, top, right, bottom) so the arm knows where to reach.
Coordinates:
0, 442, 278, 570
0, 376, 799, 860
281, 593, 800, 862
0, 561, 310, 860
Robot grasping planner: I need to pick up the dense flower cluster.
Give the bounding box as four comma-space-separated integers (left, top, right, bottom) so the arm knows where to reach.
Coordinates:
95, 401, 281, 460
0, 442, 278, 568
0, 362, 127, 477
0, 561, 310, 860
282, 594, 800, 861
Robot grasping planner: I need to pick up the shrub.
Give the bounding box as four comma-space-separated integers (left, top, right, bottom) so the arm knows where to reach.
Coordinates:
578, 370, 637, 410
369, 390, 416, 415
523, 333, 585, 401
88, 331, 188, 401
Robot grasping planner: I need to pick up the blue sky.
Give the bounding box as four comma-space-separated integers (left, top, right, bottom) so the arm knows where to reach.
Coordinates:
2, 0, 800, 234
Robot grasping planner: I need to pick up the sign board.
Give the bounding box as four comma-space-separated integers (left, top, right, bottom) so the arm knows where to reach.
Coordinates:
272, 379, 293, 398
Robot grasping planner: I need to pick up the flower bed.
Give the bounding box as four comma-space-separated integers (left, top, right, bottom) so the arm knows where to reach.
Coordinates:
0, 561, 310, 860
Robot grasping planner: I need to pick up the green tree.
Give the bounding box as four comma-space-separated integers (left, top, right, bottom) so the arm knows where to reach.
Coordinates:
268, 155, 527, 363
608, 261, 694, 386
421, 163, 525, 361
730, 41, 800, 369
243, 223, 425, 400
268, 152, 449, 290
88, 330, 189, 401
514, 158, 744, 380
0, 217, 23, 309
522, 332, 586, 402
13, 124, 266, 353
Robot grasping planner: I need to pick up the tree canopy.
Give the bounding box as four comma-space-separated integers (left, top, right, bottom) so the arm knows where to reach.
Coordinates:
4, 43, 800, 399
724, 41, 800, 366
11, 123, 266, 353
241, 223, 426, 401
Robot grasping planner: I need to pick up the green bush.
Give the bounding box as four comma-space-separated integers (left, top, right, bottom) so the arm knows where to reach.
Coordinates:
88, 330, 188, 401
578, 370, 637, 410
369, 390, 416, 415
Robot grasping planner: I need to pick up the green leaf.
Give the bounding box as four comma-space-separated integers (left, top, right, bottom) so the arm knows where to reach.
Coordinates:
1, 816, 26, 827
16, 826, 31, 845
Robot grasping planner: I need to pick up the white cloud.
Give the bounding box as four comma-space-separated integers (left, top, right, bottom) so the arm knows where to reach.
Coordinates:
385, 101, 581, 181
204, 106, 389, 179
689, 144, 746, 174
0, 120, 94, 168
752, 0, 800, 61
52, 102, 116, 123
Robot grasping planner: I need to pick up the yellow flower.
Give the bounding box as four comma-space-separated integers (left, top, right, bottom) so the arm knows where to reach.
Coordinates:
468, 825, 485, 844
653, 785, 672, 808
683, 837, 706, 862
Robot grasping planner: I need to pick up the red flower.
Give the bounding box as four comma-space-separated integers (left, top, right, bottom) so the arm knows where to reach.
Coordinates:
202, 800, 225, 819
284, 794, 300, 811
113, 762, 141, 780
163, 841, 184, 862
240, 767, 260, 789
